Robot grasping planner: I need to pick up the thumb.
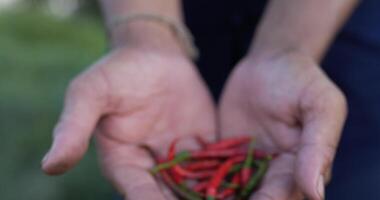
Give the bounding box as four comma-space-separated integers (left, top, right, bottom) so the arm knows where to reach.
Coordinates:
42, 78, 106, 175
295, 90, 347, 200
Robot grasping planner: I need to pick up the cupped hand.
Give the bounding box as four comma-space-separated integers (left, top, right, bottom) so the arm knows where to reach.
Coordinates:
42, 47, 216, 199
219, 51, 347, 200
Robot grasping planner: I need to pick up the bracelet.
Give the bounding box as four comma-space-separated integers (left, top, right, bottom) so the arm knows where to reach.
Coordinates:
111, 13, 199, 60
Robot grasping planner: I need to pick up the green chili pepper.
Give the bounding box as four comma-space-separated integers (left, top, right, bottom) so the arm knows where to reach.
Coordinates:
150, 151, 191, 174
229, 164, 243, 174
239, 159, 269, 198
242, 139, 255, 184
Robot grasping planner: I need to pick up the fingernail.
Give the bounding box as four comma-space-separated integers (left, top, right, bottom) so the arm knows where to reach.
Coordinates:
317, 175, 325, 200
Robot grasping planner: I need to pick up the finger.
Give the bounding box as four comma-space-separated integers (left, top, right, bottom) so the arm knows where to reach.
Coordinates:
96, 135, 171, 200
42, 78, 106, 175
296, 88, 347, 200
251, 153, 302, 200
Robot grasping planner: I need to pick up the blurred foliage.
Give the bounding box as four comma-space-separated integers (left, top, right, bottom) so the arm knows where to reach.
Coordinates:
24, 0, 102, 17
0, 9, 114, 200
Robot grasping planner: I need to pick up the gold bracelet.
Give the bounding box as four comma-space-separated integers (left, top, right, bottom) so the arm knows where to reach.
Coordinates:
111, 13, 199, 60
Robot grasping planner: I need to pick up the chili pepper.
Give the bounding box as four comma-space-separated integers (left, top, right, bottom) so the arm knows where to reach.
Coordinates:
206, 156, 245, 200
217, 189, 234, 200
253, 149, 271, 160
170, 169, 183, 184
239, 160, 269, 198
159, 170, 203, 200
173, 164, 215, 179
190, 148, 245, 158
152, 148, 243, 173
229, 164, 243, 174
191, 148, 270, 159
168, 138, 179, 159
196, 179, 239, 193
222, 173, 240, 189
206, 136, 251, 150
241, 139, 255, 185
150, 151, 191, 174
217, 173, 240, 199
185, 160, 220, 171
151, 149, 268, 174
193, 181, 209, 192
166, 139, 185, 184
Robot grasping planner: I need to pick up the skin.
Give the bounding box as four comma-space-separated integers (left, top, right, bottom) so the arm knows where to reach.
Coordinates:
42, 0, 358, 199
220, 0, 358, 199
220, 51, 347, 200
42, 21, 216, 199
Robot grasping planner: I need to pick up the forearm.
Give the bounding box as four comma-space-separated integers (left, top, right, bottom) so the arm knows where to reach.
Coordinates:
250, 0, 359, 61
99, 0, 183, 51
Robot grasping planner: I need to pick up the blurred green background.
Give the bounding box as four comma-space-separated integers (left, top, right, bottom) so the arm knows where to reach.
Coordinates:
0, 0, 114, 199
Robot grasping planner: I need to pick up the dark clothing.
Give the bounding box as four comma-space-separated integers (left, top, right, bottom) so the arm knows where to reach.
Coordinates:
184, 1, 380, 199
183, 0, 266, 99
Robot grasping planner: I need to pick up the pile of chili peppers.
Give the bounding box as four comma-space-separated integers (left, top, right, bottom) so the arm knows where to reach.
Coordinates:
149, 136, 274, 200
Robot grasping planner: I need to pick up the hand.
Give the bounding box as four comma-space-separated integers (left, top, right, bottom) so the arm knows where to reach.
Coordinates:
220, 51, 347, 200
41, 46, 216, 199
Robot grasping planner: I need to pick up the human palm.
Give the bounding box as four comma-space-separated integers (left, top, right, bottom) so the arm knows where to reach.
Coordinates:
42, 48, 216, 199
220, 53, 347, 200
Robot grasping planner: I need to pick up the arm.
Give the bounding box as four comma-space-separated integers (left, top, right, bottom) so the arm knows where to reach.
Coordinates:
99, 0, 183, 52
220, 1, 357, 199
42, 1, 216, 199
251, 0, 359, 61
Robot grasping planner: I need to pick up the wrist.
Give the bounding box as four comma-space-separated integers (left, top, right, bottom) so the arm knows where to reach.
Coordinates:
109, 19, 185, 57
246, 44, 315, 65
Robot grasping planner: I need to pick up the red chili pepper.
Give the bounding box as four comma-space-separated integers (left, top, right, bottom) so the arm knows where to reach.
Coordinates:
206, 136, 251, 150
149, 136, 276, 200
168, 138, 179, 160
160, 170, 174, 186
190, 148, 269, 159
254, 149, 270, 159
190, 148, 245, 159
193, 181, 209, 192
206, 156, 245, 200
170, 170, 183, 184
231, 173, 241, 187
241, 169, 251, 186
166, 138, 184, 183
217, 173, 240, 199
159, 170, 203, 200
173, 164, 215, 179
152, 149, 270, 173
185, 160, 220, 171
